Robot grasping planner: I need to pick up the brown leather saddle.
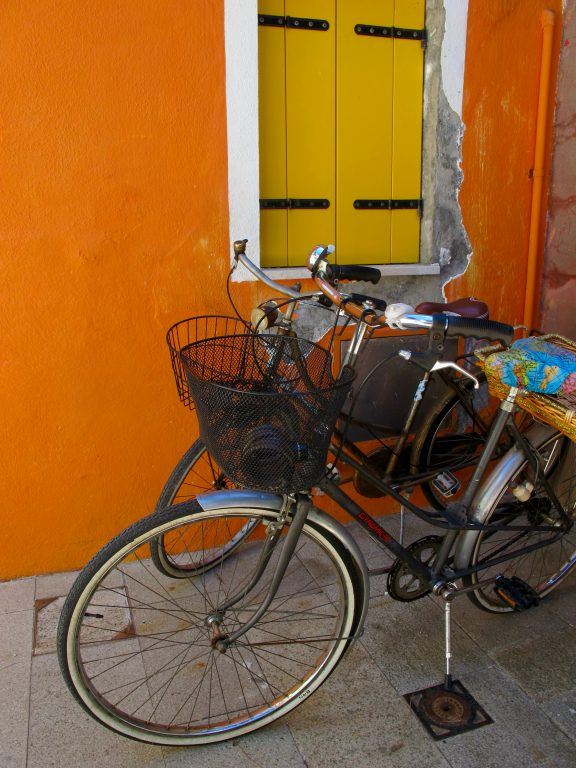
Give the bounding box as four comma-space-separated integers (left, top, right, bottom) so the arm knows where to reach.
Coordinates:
415, 297, 489, 319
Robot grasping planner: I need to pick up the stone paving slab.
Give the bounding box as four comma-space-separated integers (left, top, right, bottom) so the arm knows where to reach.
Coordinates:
541, 688, 576, 745
35, 571, 80, 600
493, 626, 576, 704
0, 578, 35, 614
0, 608, 34, 768
286, 643, 450, 768
435, 663, 576, 768
162, 723, 307, 768
447, 588, 570, 653
27, 653, 165, 768
544, 570, 576, 627
360, 595, 487, 695
0, 653, 33, 768
2, 507, 576, 767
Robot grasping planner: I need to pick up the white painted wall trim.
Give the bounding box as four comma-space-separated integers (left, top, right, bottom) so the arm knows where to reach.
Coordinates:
224, 1, 469, 282
224, 0, 261, 282
442, 0, 469, 118
264, 263, 440, 281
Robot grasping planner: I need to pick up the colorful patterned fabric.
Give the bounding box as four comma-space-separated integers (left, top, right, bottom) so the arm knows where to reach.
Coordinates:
484, 337, 576, 396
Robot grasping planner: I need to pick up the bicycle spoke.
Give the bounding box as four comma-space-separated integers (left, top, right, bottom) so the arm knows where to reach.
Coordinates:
60, 506, 357, 742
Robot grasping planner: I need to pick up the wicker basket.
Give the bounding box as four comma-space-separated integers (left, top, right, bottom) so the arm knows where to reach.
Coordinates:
475, 334, 576, 442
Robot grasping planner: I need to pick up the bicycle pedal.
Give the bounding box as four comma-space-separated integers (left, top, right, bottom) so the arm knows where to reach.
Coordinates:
431, 470, 461, 498
493, 576, 540, 611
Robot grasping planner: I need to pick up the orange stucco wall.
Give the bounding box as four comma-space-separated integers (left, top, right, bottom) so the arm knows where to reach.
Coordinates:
0, 2, 564, 580
0, 1, 271, 579
448, 0, 562, 325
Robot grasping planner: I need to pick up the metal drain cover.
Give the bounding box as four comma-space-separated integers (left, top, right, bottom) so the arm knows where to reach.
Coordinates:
405, 680, 493, 740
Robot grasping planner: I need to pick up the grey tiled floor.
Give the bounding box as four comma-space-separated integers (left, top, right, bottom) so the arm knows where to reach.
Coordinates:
1, 513, 575, 768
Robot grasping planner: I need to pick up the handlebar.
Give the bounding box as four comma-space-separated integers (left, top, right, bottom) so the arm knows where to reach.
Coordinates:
307, 244, 515, 346
233, 239, 313, 300
307, 245, 384, 322
232, 240, 514, 348
325, 263, 381, 285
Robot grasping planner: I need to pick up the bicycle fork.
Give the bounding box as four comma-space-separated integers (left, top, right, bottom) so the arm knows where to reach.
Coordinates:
207, 493, 311, 652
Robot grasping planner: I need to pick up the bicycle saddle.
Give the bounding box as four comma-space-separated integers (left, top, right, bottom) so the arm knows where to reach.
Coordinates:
415, 297, 489, 319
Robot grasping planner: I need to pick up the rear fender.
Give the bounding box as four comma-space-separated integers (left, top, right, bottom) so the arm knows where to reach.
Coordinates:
454, 423, 561, 570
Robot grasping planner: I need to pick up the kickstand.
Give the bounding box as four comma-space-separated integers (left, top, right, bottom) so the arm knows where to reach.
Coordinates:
443, 597, 453, 690
399, 504, 406, 546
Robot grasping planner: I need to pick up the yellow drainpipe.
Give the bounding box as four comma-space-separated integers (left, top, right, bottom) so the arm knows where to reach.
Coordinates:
523, 9, 556, 331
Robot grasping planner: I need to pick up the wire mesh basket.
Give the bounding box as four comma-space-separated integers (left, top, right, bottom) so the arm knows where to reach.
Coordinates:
167, 316, 250, 409
476, 334, 576, 442
180, 334, 355, 493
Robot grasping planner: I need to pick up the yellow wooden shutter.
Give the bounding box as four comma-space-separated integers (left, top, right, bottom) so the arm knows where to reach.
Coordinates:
258, 1, 288, 268
391, 0, 425, 263
258, 0, 424, 268
285, 1, 335, 266
336, 0, 395, 265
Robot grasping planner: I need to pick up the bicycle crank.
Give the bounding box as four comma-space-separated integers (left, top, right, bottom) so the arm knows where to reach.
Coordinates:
387, 535, 444, 602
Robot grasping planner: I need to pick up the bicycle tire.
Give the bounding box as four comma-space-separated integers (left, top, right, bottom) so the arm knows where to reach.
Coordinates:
458, 429, 576, 613
150, 439, 258, 578
411, 373, 507, 511
57, 500, 364, 745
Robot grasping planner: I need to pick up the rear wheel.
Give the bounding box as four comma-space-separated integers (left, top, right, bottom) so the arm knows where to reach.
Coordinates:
57, 501, 364, 744
461, 431, 576, 613
150, 439, 257, 578
411, 374, 504, 511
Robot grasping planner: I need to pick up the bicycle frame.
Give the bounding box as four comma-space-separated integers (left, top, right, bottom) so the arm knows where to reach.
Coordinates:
217, 243, 573, 644
328, 321, 492, 492
201, 385, 572, 652
322, 393, 571, 590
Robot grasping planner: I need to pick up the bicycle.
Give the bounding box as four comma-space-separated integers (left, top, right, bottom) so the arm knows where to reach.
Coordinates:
150, 241, 510, 579
57, 243, 576, 745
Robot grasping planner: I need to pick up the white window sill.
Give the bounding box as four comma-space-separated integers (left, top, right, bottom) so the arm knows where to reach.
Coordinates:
233, 262, 440, 283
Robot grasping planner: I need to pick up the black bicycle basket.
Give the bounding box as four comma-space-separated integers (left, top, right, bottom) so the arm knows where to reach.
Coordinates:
180, 334, 355, 493
167, 315, 250, 409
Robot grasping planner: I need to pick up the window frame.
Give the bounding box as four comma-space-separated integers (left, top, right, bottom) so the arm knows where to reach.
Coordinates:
224, 0, 468, 283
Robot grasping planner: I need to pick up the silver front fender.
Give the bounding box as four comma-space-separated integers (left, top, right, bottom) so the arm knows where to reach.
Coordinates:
196, 489, 370, 640
454, 423, 560, 570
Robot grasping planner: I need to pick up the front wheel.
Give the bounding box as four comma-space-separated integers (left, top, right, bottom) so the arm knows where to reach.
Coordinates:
57, 501, 364, 745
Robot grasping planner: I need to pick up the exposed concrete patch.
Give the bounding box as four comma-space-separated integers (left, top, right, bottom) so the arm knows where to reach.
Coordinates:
421, 0, 473, 300
434, 86, 473, 299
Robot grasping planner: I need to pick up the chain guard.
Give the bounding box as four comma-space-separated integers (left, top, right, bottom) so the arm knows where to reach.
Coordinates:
387, 535, 444, 602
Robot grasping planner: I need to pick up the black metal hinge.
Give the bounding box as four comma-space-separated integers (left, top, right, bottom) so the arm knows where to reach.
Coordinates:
355, 24, 427, 46
260, 198, 330, 210
258, 14, 285, 28
354, 199, 423, 212
258, 15, 329, 31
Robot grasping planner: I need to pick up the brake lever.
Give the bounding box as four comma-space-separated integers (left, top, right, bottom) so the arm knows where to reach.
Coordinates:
430, 360, 480, 389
